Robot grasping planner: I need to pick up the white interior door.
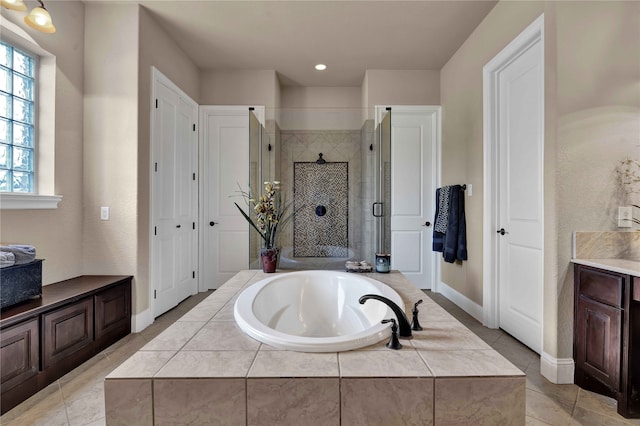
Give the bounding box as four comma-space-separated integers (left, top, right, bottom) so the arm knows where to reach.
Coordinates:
151, 68, 198, 318
200, 107, 255, 289
489, 18, 544, 354
386, 107, 439, 289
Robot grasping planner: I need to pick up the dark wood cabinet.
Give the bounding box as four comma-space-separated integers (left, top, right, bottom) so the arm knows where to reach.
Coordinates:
42, 297, 94, 370
574, 264, 639, 418
0, 275, 132, 415
0, 318, 38, 392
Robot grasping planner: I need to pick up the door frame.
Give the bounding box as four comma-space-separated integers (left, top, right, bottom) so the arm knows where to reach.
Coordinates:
482, 14, 544, 328
374, 105, 441, 291
197, 105, 264, 292
149, 66, 199, 319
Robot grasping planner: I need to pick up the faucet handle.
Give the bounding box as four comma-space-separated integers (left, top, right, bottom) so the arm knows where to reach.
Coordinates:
381, 318, 402, 350
411, 299, 423, 331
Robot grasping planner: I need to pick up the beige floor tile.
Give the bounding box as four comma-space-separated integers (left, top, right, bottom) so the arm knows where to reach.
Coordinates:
571, 405, 640, 426
526, 388, 574, 426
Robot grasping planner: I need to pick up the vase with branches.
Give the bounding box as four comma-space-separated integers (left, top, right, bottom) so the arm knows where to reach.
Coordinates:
234, 181, 296, 272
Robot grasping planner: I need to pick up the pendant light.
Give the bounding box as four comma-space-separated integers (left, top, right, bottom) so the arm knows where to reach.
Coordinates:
0, 0, 27, 11
24, 0, 56, 34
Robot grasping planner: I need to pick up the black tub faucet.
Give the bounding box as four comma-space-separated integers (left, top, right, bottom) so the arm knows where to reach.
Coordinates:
359, 294, 412, 338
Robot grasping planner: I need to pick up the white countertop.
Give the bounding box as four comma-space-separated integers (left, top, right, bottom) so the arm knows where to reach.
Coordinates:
571, 258, 640, 276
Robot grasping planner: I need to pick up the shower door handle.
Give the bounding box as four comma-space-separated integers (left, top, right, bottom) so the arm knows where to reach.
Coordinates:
372, 202, 384, 218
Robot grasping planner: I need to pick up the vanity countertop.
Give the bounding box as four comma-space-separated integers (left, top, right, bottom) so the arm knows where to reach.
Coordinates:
571, 258, 640, 276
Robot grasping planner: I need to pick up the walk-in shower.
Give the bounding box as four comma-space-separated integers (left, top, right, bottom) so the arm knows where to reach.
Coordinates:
247, 108, 391, 270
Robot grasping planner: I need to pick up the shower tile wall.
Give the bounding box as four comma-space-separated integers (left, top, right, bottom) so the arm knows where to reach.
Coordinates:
293, 162, 349, 257
280, 130, 362, 259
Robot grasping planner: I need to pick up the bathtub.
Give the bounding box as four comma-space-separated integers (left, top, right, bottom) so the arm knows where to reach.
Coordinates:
277, 246, 356, 270
233, 270, 404, 352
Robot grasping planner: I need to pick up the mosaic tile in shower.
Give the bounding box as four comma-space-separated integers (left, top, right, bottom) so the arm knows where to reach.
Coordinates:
294, 162, 348, 257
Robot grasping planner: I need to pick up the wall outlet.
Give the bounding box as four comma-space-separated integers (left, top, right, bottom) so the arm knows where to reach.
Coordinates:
100, 206, 110, 221
618, 206, 632, 228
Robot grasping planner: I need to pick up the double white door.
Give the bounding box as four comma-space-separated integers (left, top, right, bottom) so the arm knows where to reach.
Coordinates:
151, 68, 198, 317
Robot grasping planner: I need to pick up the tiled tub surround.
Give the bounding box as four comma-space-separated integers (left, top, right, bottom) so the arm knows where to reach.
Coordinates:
104, 271, 525, 425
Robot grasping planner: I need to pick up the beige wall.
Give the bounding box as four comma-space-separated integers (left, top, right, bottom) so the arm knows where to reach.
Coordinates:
280, 86, 362, 130
200, 69, 279, 119
137, 7, 201, 315
0, 1, 85, 284
554, 0, 640, 358
82, 2, 139, 297
440, 0, 640, 361
440, 0, 546, 306
362, 69, 440, 118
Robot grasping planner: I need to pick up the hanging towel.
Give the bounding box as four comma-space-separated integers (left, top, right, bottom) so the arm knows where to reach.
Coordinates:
443, 185, 468, 263
0, 244, 36, 265
0, 251, 15, 268
434, 185, 451, 234
432, 188, 445, 252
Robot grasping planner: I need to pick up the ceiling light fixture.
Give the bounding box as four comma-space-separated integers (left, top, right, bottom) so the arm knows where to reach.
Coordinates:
1, 0, 56, 34
24, 0, 56, 33
315, 64, 327, 71
0, 0, 26, 11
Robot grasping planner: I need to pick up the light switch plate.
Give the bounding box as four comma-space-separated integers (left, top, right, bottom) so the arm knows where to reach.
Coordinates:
618, 206, 632, 227
100, 206, 110, 221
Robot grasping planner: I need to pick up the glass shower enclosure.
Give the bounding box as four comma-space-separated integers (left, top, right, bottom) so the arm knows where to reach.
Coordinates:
246, 107, 392, 270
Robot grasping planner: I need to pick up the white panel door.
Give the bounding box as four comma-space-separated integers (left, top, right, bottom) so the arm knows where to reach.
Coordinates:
201, 108, 250, 289
497, 38, 543, 354
389, 108, 438, 289
151, 69, 198, 318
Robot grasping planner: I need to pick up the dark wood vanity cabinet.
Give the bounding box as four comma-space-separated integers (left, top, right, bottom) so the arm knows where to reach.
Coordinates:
0, 275, 132, 414
574, 264, 639, 418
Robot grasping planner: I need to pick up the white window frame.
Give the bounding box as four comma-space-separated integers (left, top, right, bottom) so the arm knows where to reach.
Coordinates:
0, 18, 61, 209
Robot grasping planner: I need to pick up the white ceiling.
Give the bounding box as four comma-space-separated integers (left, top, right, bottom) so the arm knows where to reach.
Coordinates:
135, 0, 498, 87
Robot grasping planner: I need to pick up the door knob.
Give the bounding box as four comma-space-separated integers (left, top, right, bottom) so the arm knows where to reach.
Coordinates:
497, 228, 506, 235
423, 221, 431, 227
209, 221, 217, 227
176, 224, 181, 228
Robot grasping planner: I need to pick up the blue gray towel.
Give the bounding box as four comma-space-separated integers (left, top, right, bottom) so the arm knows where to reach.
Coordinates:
0, 251, 15, 268
0, 245, 36, 265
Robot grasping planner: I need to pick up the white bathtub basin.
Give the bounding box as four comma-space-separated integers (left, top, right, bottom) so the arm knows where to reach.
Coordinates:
233, 270, 405, 352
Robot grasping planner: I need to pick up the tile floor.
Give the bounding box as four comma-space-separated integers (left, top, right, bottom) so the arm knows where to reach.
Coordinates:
2, 290, 639, 425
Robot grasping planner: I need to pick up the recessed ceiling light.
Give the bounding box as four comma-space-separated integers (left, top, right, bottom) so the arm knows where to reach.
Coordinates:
315, 64, 327, 71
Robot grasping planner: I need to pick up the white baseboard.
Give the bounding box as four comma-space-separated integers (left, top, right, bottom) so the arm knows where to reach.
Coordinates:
132, 308, 153, 333
437, 281, 484, 323
540, 351, 575, 384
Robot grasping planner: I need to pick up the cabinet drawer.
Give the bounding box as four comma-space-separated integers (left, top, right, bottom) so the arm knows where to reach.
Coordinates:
95, 284, 130, 341
0, 318, 39, 392
577, 266, 624, 308
42, 298, 93, 370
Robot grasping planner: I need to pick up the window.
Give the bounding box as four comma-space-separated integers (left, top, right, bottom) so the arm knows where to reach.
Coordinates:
0, 20, 61, 209
0, 41, 36, 193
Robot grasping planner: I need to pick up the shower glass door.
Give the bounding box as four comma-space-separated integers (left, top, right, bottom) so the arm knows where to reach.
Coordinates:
375, 109, 391, 255
248, 109, 267, 268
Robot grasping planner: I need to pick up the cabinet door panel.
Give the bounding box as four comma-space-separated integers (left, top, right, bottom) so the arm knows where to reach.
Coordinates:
578, 267, 624, 308
95, 284, 131, 341
42, 298, 93, 369
0, 318, 39, 392
576, 295, 621, 391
